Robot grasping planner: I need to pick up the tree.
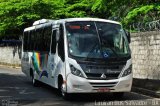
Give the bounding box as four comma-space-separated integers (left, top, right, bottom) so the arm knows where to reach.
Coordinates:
0, 0, 159, 39
123, 4, 160, 25
0, 0, 54, 39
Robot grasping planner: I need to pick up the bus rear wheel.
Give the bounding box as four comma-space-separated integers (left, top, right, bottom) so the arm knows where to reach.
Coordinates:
31, 71, 39, 87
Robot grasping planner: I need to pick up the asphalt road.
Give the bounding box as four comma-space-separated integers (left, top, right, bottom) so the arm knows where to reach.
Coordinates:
0, 66, 159, 106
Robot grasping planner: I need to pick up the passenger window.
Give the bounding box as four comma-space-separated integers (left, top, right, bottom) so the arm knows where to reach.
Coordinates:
35, 28, 43, 51
43, 26, 52, 52
30, 30, 35, 51
51, 30, 57, 54
58, 24, 65, 61
28, 31, 31, 51
23, 31, 28, 51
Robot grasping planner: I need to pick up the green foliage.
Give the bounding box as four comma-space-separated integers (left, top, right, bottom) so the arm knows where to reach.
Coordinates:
0, 0, 159, 39
0, 0, 55, 39
92, 0, 107, 13
123, 4, 160, 25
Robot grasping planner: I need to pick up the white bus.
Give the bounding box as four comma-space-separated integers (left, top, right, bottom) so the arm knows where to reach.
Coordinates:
21, 18, 132, 99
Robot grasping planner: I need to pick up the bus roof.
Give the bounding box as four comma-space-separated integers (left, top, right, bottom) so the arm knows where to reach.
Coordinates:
24, 18, 121, 32
58, 18, 120, 25
24, 26, 36, 32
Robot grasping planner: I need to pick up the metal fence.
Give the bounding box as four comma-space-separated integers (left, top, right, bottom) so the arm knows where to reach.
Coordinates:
129, 20, 160, 32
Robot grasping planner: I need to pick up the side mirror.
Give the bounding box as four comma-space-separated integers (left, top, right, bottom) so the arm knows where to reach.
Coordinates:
125, 30, 131, 43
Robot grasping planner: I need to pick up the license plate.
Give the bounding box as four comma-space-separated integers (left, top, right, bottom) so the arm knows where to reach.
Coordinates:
97, 88, 110, 92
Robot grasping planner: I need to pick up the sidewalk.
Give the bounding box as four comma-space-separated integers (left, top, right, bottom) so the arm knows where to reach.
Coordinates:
132, 78, 160, 98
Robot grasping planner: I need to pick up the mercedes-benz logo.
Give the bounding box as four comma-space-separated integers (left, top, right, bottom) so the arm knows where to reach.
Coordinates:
100, 73, 106, 79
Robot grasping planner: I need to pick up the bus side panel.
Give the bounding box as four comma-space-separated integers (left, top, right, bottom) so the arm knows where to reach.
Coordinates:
45, 52, 66, 89
31, 52, 50, 84
21, 52, 31, 77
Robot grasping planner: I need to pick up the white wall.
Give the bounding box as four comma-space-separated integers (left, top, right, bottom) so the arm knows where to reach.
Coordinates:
0, 46, 21, 66
130, 31, 160, 80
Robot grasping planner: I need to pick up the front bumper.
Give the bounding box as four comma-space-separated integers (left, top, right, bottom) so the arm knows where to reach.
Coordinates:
65, 73, 133, 93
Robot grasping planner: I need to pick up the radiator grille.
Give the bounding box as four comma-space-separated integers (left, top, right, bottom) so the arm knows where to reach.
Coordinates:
89, 81, 118, 89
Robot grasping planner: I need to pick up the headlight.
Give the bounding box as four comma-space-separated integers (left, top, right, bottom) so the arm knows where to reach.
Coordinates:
122, 65, 132, 77
70, 65, 85, 78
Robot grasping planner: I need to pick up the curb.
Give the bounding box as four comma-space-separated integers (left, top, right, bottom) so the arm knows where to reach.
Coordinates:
0, 64, 21, 69
132, 87, 160, 98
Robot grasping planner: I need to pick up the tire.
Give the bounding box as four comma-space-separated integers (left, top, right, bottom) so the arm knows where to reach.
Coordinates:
31, 72, 39, 87
113, 92, 124, 99
61, 87, 70, 100
58, 78, 70, 100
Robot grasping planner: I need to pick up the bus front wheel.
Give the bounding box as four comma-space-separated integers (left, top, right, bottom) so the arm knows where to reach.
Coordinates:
58, 76, 70, 100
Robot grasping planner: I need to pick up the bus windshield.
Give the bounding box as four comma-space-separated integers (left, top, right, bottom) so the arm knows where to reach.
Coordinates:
66, 21, 130, 59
